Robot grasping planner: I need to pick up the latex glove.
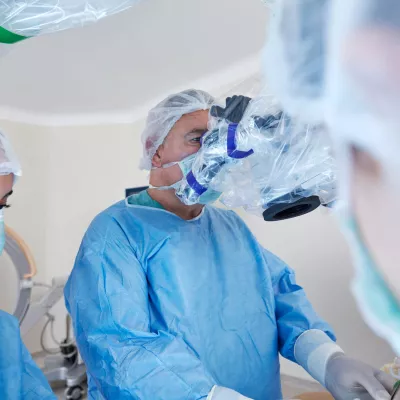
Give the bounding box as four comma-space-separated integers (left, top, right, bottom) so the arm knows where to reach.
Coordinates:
210, 95, 252, 124
207, 386, 253, 400
325, 354, 396, 400
295, 330, 396, 400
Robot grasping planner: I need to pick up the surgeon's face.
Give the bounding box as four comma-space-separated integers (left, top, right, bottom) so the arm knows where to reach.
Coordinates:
351, 147, 400, 300
0, 174, 13, 210
343, 26, 400, 301
151, 110, 209, 186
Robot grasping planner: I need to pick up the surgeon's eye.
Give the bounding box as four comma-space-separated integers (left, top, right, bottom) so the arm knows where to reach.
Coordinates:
190, 136, 202, 144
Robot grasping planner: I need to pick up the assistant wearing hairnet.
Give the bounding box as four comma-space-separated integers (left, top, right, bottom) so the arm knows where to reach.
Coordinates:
65, 192, 335, 400
0, 131, 22, 254
0, 311, 56, 399
0, 131, 22, 178
0, 135, 54, 399
140, 89, 215, 170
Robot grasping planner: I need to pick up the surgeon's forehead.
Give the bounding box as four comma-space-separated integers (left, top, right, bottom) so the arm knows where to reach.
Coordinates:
169, 110, 209, 137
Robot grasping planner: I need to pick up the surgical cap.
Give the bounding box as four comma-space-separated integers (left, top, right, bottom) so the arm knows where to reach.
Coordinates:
140, 89, 215, 170
0, 131, 21, 178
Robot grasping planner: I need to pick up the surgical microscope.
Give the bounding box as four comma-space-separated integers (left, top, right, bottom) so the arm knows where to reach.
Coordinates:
175, 95, 337, 221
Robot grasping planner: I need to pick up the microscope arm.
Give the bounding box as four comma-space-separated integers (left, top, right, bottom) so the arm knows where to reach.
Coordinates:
20, 276, 68, 337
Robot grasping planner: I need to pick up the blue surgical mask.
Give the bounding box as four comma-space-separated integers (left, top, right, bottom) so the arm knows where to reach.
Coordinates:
0, 211, 5, 255
341, 214, 400, 355
150, 154, 222, 205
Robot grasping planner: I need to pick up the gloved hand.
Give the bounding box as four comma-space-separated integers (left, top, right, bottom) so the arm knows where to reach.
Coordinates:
210, 95, 252, 124
207, 385, 253, 400
325, 354, 396, 400
295, 330, 397, 400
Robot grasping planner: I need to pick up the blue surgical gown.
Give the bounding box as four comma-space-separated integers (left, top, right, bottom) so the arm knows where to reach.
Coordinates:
65, 195, 334, 400
0, 310, 56, 400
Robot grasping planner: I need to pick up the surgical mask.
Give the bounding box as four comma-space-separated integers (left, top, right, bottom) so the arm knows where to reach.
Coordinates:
150, 154, 222, 205
0, 210, 5, 255
339, 211, 400, 356
150, 154, 196, 191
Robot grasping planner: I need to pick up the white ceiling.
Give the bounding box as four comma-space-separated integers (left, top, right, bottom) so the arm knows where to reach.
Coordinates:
0, 0, 268, 124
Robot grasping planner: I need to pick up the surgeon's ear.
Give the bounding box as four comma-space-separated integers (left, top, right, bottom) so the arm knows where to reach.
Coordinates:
151, 145, 164, 168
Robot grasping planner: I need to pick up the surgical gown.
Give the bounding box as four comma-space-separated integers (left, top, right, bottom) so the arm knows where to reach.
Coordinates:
0, 310, 56, 400
65, 192, 334, 400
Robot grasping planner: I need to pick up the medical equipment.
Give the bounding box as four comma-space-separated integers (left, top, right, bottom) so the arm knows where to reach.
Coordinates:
125, 186, 149, 198
138, 88, 336, 220
2, 225, 86, 400
176, 95, 337, 221
0, 1, 140, 43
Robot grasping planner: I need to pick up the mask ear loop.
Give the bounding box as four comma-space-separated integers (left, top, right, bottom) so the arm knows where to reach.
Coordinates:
149, 161, 184, 191
148, 183, 180, 191
150, 153, 198, 192
151, 161, 179, 170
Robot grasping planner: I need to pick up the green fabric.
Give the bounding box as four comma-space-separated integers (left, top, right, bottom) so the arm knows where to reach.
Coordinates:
0, 27, 28, 44
394, 381, 400, 391
126, 190, 164, 210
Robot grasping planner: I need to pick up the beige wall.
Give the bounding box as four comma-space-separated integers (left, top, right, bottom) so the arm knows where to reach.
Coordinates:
0, 118, 394, 380
0, 119, 148, 350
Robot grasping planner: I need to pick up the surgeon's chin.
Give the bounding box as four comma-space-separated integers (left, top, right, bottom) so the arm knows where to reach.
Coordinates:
149, 166, 183, 188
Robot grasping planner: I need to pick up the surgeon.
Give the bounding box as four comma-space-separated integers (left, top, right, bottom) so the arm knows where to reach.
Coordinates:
0, 132, 56, 399
65, 89, 393, 400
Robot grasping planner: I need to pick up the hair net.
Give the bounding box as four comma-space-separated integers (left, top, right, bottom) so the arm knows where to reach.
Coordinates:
325, 0, 400, 183
263, 0, 400, 187
140, 89, 215, 170
263, 0, 330, 125
0, 131, 21, 178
